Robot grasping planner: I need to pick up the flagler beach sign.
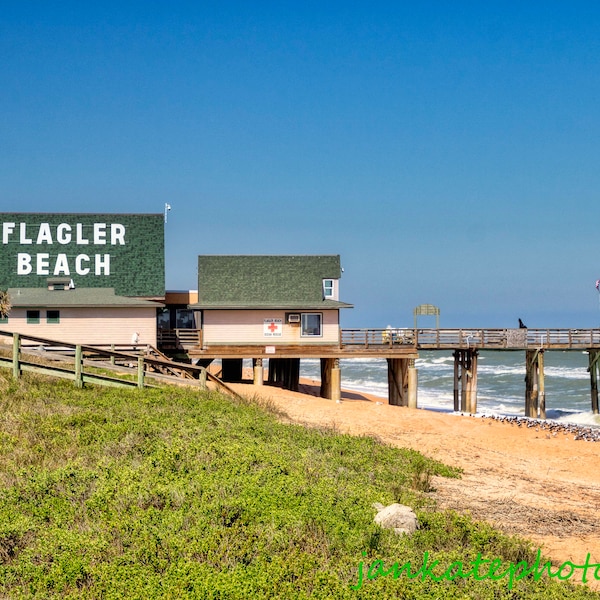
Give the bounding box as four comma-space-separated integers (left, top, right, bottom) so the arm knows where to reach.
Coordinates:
0, 213, 165, 297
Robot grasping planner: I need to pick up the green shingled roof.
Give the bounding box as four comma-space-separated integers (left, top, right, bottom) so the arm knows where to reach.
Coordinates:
7, 288, 162, 308
193, 255, 353, 309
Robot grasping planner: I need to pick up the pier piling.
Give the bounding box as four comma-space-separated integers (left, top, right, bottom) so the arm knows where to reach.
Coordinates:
453, 349, 478, 414
588, 350, 600, 414
525, 350, 546, 419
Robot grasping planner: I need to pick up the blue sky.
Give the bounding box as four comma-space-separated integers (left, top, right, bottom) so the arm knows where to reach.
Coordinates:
2, 1, 600, 328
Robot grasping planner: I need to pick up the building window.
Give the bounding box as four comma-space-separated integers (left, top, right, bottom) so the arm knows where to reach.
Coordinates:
323, 279, 334, 298
47, 310, 60, 324
26, 310, 40, 324
301, 313, 322, 337
176, 309, 195, 329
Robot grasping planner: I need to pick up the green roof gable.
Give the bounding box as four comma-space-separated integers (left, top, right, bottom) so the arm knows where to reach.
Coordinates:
194, 255, 352, 309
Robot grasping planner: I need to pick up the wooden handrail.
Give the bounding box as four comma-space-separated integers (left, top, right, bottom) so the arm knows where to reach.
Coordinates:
0, 329, 240, 397
339, 328, 600, 350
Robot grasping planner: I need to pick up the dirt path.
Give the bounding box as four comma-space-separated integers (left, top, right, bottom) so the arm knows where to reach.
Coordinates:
229, 379, 600, 589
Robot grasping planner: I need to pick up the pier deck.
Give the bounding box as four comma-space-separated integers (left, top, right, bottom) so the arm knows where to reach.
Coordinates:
164, 327, 600, 357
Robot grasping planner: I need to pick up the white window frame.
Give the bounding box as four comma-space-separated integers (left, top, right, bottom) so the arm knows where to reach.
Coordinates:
301, 313, 322, 337
323, 279, 337, 300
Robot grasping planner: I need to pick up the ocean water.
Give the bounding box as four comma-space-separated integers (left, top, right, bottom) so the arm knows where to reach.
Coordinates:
297, 351, 600, 428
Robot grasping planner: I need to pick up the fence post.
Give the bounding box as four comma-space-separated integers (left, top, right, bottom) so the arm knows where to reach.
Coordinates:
75, 345, 83, 388
12, 333, 20, 379
137, 356, 145, 389
110, 344, 115, 365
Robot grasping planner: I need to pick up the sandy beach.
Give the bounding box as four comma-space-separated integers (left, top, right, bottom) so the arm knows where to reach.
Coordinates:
227, 376, 600, 589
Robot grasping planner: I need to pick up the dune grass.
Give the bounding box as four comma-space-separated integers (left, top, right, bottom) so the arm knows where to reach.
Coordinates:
0, 372, 597, 599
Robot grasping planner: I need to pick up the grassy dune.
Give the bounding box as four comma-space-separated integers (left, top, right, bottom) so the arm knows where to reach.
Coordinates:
0, 373, 597, 599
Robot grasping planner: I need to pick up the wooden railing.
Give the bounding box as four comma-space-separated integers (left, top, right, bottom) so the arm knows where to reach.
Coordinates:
157, 328, 202, 349
341, 328, 416, 348
0, 331, 239, 397
340, 328, 600, 350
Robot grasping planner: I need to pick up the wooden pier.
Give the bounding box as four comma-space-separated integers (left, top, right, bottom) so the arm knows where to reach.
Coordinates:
344, 327, 600, 417
4, 327, 597, 420
159, 326, 600, 418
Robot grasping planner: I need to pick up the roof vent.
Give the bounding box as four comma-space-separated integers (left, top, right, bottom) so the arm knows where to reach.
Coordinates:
47, 277, 74, 291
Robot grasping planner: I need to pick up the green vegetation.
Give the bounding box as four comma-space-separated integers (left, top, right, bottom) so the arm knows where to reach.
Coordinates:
0, 373, 597, 599
0, 290, 10, 318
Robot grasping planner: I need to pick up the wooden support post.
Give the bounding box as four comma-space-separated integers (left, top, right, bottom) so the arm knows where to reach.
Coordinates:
462, 352, 468, 412
268, 358, 299, 391
253, 358, 264, 386
453, 349, 478, 414
467, 350, 479, 414
268, 358, 284, 386
137, 356, 145, 389
589, 350, 600, 414
320, 358, 332, 398
387, 358, 408, 406
525, 350, 534, 417
320, 358, 340, 400
460, 351, 468, 412
284, 358, 300, 392
199, 367, 207, 389
538, 350, 546, 419
110, 344, 115, 365
12, 333, 20, 379
453, 351, 459, 412
525, 350, 545, 418
407, 358, 418, 409
75, 345, 83, 388
331, 358, 341, 402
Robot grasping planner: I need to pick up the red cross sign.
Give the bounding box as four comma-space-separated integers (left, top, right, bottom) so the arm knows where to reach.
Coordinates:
264, 318, 282, 337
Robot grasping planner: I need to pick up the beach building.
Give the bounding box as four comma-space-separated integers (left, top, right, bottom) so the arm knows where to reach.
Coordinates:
159, 255, 353, 390
0, 213, 165, 347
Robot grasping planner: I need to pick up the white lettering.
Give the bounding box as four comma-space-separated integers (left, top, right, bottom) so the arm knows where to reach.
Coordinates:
2, 223, 15, 244
76, 254, 90, 275
95, 254, 110, 275
93, 223, 106, 245
56, 224, 71, 244
36, 223, 53, 245
19, 223, 32, 244
53, 253, 70, 276
36, 253, 50, 275
17, 253, 32, 275
110, 223, 125, 245
76, 224, 89, 245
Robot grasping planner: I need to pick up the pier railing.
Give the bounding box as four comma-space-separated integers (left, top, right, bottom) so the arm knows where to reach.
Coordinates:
341, 328, 600, 350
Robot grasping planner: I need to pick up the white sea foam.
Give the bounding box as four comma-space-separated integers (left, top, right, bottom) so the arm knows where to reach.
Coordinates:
552, 411, 600, 428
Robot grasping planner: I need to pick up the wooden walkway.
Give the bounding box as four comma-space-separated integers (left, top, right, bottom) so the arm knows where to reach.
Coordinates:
0, 331, 241, 398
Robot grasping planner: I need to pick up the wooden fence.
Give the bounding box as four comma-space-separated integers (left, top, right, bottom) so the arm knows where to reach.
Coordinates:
0, 330, 238, 397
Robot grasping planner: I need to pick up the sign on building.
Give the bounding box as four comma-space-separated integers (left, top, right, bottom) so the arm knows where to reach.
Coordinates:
263, 318, 282, 337
0, 213, 165, 297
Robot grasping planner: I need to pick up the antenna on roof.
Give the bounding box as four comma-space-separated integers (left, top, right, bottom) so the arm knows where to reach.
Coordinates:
164, 203, 172, 223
